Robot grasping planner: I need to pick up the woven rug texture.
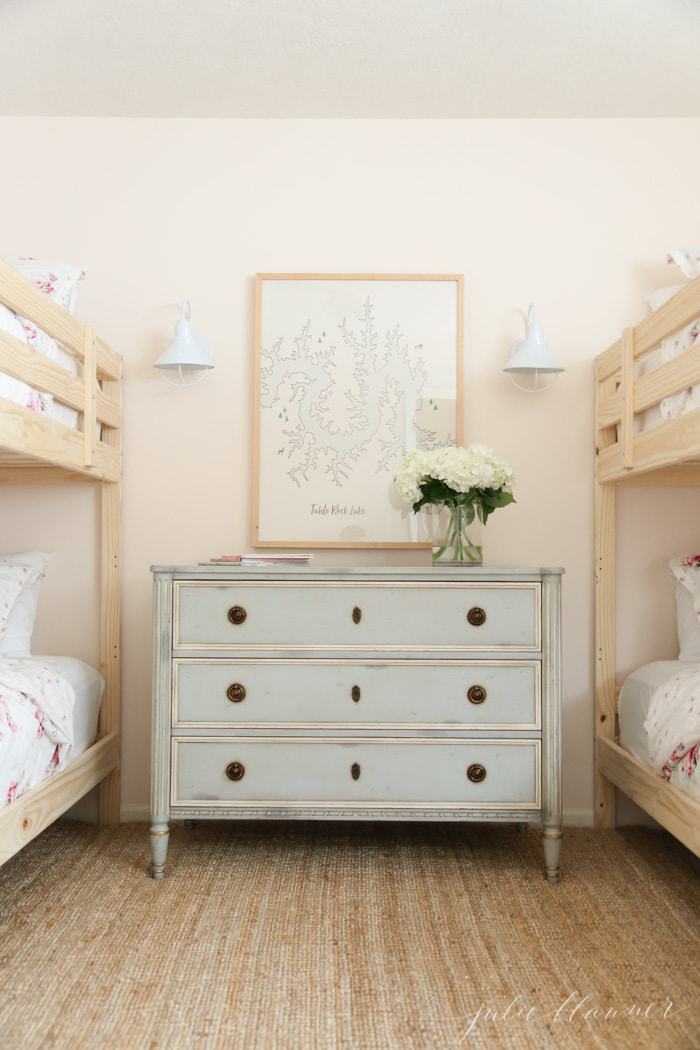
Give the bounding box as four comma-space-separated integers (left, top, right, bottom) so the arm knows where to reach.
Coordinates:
0, 822, 698, 1050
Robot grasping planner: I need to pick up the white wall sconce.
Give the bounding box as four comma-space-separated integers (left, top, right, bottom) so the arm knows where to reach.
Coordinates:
153, 301, 213, 387
503, 304, 564, 392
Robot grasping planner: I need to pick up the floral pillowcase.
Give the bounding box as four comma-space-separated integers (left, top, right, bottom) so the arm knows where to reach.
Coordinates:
4, 256, 87, 315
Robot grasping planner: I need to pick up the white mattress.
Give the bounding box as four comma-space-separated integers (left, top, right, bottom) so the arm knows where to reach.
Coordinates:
618, 660, 690, 765
31, 656, 104, 758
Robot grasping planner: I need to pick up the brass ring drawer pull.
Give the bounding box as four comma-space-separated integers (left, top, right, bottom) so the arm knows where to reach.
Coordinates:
352, 606, 362, 624
351, 762, 361, 780
467, 684, 487, 705
467, 763, 487, 784
226, 761, 245, 782
227, 605, 247, 625
351, 685, 361, 703
467, 606, 486, 627
227, 683, 246, 703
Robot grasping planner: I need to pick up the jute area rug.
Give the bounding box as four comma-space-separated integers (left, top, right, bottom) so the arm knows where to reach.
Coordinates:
0, 822, 698, 1049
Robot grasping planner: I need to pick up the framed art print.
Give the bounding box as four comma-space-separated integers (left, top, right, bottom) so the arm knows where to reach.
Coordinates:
253, 273, 463, 547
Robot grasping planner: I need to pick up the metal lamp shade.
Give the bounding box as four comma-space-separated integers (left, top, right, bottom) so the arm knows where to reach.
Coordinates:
154, 318, 213, 373
154, 302, 213, 387
503, 304, 563, 376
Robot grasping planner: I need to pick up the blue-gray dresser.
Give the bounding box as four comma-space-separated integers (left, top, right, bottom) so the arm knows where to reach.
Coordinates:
150, 566, 563, 881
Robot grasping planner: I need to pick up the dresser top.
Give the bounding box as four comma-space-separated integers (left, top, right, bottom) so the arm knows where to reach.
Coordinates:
152, 564, 564, 580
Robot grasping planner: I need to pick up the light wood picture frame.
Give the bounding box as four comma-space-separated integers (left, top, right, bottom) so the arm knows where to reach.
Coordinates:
253, 273, 463, 548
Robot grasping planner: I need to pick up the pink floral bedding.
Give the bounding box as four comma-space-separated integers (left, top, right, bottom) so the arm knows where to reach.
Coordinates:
645, 664, 700, 799
0, 660, 75, 809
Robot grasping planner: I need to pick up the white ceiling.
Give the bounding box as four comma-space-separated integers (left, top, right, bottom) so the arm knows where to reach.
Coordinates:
1, 0, 699, 118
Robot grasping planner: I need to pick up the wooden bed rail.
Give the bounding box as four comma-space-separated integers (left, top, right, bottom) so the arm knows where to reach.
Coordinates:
0, 734, 119, 865
0, 328, 120, 428
595, 276, 700, 483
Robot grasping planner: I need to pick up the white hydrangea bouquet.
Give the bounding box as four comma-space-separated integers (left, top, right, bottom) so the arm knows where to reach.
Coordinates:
395, 445, 516, 563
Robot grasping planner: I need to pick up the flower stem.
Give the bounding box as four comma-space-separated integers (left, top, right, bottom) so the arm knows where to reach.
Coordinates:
432, 502, 483, 564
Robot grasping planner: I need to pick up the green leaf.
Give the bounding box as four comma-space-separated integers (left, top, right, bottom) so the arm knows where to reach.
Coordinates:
479, 489, 516, 524
412, 478, 460, 512
411, 477, 516, 525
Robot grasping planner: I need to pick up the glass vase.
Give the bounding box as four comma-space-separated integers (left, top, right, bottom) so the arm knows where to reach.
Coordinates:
432, 503, 483, 564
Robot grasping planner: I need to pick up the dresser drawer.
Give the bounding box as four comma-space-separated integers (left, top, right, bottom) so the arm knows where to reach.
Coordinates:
173, 659, 540, 729
174, 581, 540, 651
172, 737, 541, 808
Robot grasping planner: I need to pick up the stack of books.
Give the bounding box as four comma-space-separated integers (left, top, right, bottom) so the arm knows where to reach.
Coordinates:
207, 553, 315, 566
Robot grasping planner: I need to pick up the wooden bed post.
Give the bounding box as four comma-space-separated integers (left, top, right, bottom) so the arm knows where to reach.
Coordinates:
594, 478, 616, 829
98, 479, 120, 823
619, 327, 635, 471
594, 357, 620, 831
98, 366, 122, 825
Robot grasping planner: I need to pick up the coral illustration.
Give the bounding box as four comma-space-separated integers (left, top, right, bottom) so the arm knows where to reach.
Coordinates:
261, 296, 452, 488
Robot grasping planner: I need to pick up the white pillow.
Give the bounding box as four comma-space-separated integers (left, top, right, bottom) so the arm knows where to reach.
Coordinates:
646, 249, 700, 311
0, 563, 43, 642
644, 284, 685, 312
0, 552, 53, 656
669, 556, 700, 662
667, 249, 700, 279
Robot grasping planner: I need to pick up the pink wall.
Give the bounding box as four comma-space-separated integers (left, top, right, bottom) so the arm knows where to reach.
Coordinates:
1, 118, 698, 823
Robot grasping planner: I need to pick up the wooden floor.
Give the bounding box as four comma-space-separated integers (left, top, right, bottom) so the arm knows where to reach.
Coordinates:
0, 821, 698, 1050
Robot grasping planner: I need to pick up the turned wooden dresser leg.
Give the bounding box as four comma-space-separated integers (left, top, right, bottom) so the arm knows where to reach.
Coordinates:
542, 825, 562, 885
541, 573, 562, 885
150, 823, 170, 880
150, 573, 173, 880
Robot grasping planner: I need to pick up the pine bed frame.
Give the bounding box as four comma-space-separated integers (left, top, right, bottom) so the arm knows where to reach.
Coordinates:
0, 259, 121, 865
594, 276, 700, 855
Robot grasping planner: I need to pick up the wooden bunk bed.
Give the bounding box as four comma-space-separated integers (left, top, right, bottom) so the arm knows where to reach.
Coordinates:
0, 259, 121, 865
594, 275, 700, 856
